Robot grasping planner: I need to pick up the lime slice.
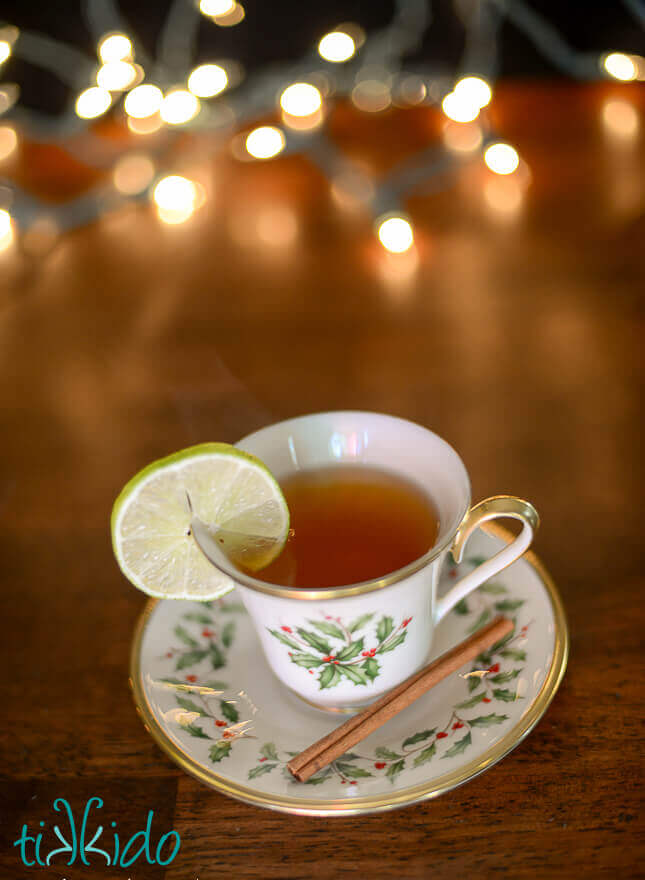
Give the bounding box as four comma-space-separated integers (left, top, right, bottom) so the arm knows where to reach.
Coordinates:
111, 443, 289, 600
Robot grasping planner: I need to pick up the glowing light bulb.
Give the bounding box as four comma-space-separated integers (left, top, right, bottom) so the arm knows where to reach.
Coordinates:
280, 83, 322, 117
377, 216, 414, 253
602, 98, 639, 139
484, 143, 520, 175
441, 90, 480, 123
98, 33, 132, 63
0, 40, 11, 64
199, 0, 235, 14
454, 76, 492, 109
0, 208, 13, 252
75, 87, 112, 119
318, 31, 356, 63
160, 89, 200, 124
0, 125, 17, 160
97, 61, 137, 91
187, 63, 228, 98
153, 175, 198, 224
124, 84, 163, 118
113, 153, 155, 194
245, 126, 285, 159
603, 52, 637, 82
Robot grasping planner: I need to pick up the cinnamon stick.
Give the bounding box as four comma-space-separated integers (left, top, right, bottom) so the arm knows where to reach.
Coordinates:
287, 614, 513, 782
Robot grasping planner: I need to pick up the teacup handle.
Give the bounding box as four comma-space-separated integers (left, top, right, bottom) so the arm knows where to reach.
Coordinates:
434, 495, 540, 623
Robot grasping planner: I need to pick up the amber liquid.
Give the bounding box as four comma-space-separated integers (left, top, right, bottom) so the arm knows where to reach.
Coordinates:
255, 465, 439, 588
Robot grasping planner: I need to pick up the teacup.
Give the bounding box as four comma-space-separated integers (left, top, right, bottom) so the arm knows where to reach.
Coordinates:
209, 412, 539, 712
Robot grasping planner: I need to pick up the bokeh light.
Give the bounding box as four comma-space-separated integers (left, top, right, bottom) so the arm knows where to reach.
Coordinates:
97, 61, 137, 91
441, 90, 480, 123
160, 89, 200, 124
199, 0, 235, 14
0, 40, 12, 65
113, 154, 155, 194
187, 64, 228, 98
98, 33, 133, 63
153, 175, 199, 224
245, 126, 285, 159
483, 177, 524, 218
318, 31, 356, 63
442, 121, 483, 153
280, 83, 322, 116
602, 98, 639, 139
454, 76, 492, 109
603, 52, 637, 82
75, 87, 112, 119
0, 125, 17, 160
484, 142, 520, 175
209, 2, 245, 26
351, 80, 391, 113
124, 84, 163, 118
0, 208, 13, 252
377, 216, 414, 253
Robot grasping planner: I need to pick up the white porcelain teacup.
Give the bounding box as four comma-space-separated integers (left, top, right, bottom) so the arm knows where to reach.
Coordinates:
209, 412, 539, 712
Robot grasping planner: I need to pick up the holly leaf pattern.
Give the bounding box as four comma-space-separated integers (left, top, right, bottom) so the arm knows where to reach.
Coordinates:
494, 598, 525, 612
176, 696, 207, 716
402, 729, 435, 747
478, 583, 507, 594
466, 556, 487, 566
305, 769, 333, 785
268, 629, 301, 650
490, 669, 521, 684
493, 688, 520, 702
221, 621, 235, 648
468, 674, 482, 692
455, 692, 487, 709
176, 649, 208, 670
379, 631, 407, 653
335, 762, 373, 778
209, 643, 225, 670
413, 742, 437, 766
467, 609, 492, 634
362, 657, 380, 681
441, 732, 472, 758
348, 613, 374, 633
319, 665, 341, 689
248, 763, 277, 779
174, 625, 198, 648
309, 620, 345, 640
468, 713, 508, 726
290, 653, 323, 669
375, 746, 402, 760
297, 628, 331, 654
182, 612, 214, 624
180, 722, 210, 739
500, 648, 527, 661
204, 679, 228, 690
376, 616, 394, 642
209, 741, 232, 763
339, 665, 368, 686
219, 699, 239, 722
386, 759, 405, 781
454, 598, 470, 615
335, 638, 364, 662
260, 742, 279, 760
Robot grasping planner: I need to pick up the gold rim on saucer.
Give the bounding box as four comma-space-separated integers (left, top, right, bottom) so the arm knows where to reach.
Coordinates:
129, 523, 569, 816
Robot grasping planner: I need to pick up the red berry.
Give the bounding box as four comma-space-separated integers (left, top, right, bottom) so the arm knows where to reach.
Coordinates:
452, 722, 464, 730
281, 626, 292, 633
483, 697, 492, 703
215, 720, 227, 727
362, 651, 370, 657
202, 628, 214, 638
325, 616, 332, 620
374, 762, 386, 769
308, 670, 314, 674
488, 663, 500, 673
341, 780, 346, 784
403, 617, 412, 627
333, 660, 339, 664
436, 732, 448, 739
259, 757, 267, 762
370, 649, 376, 656
449, 569, 457, 578
222, 731, 233, 739
185, 674, 197, 683
166, 652, 173, 658
350, 781, 357, 785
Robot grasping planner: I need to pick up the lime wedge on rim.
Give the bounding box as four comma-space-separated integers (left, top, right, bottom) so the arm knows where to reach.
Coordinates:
111, 443, 289, 600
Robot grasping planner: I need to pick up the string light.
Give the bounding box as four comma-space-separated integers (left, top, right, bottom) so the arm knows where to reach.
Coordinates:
377, 216, 414, 253
442, 90, 480, 123
160, 89, 200, 124
209, 2, 245, 26
75, 87, 112, 119
602, 98, 639, 139
0, 40, 12, 65
245, 126, 285, 159
280, 83, 322, 117
318, 31, 356, 63
153, 175, 199, 225
113, 153, 155, 194
199, 0, 235, 14
124, 84, 163, 118
0, 208, 13, 252
484, 143, 520, 175
187, 64, 228, 98
0, 125, 18, 160
96, 60, 137, 91
454, 76, 492, 109
98, 33, 133, 63
602, 52, 637, 81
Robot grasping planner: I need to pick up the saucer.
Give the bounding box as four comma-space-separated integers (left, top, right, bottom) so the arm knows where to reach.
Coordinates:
130, 524, 568, 816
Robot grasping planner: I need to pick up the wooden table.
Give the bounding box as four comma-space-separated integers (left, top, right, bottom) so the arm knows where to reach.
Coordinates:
1, 83, 643, 878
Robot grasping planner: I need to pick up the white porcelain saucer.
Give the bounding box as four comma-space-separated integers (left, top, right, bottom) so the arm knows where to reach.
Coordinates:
130, 525, 568, 816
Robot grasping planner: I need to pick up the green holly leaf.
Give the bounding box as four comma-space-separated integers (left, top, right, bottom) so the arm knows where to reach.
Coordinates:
468, 713, 508, 726
476, 651, 493, 666
260, 742, 279, 760
174, 625, 199, 648
221, 621, 235, 648
490, 669, 521, 684
455, 692, 487, 709
268, 629, 301, 651
219, 699, 239, 722
209, 643, 225, 670
176, 649, 208, 670
297, 628, 331, 654
305, 769, 333, 785
319, 665, 341, 690
494, 599, 525, 612
209, 741, 232, 763
493, 688, 520, 702
248, 762, 278, 779
466, 556, 487, 566
335, 762, 373, 778
335, 638, 364, 662
376, 616, 394, 642
385, 759, 405, 781
160, 677, 183, 685
490, 629, 515, 652
454, 598, 470, 615
402, 729, 435, 748
378, 631, 407, 653
290, 652, 323, 669
362, 657, 380, 681
441, 732, 472, 758
176, 696, 207, 716
203, 679, 228, 690
375, 746, 402, 760
445, 550, 456, 566
180, 722, 210, 739
467, 609, 492, 634
309, 620, 345, 641
339, 664, 368, 686
478, 582, 507, 594
348, 613, 374, 633
468, 673, 483, 692
500, 648, 526, 661
413, 742, 436, 766
182, 612, 215, 625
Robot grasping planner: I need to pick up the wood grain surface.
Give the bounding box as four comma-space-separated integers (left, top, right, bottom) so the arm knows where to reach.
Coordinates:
0, 83, 643, 878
